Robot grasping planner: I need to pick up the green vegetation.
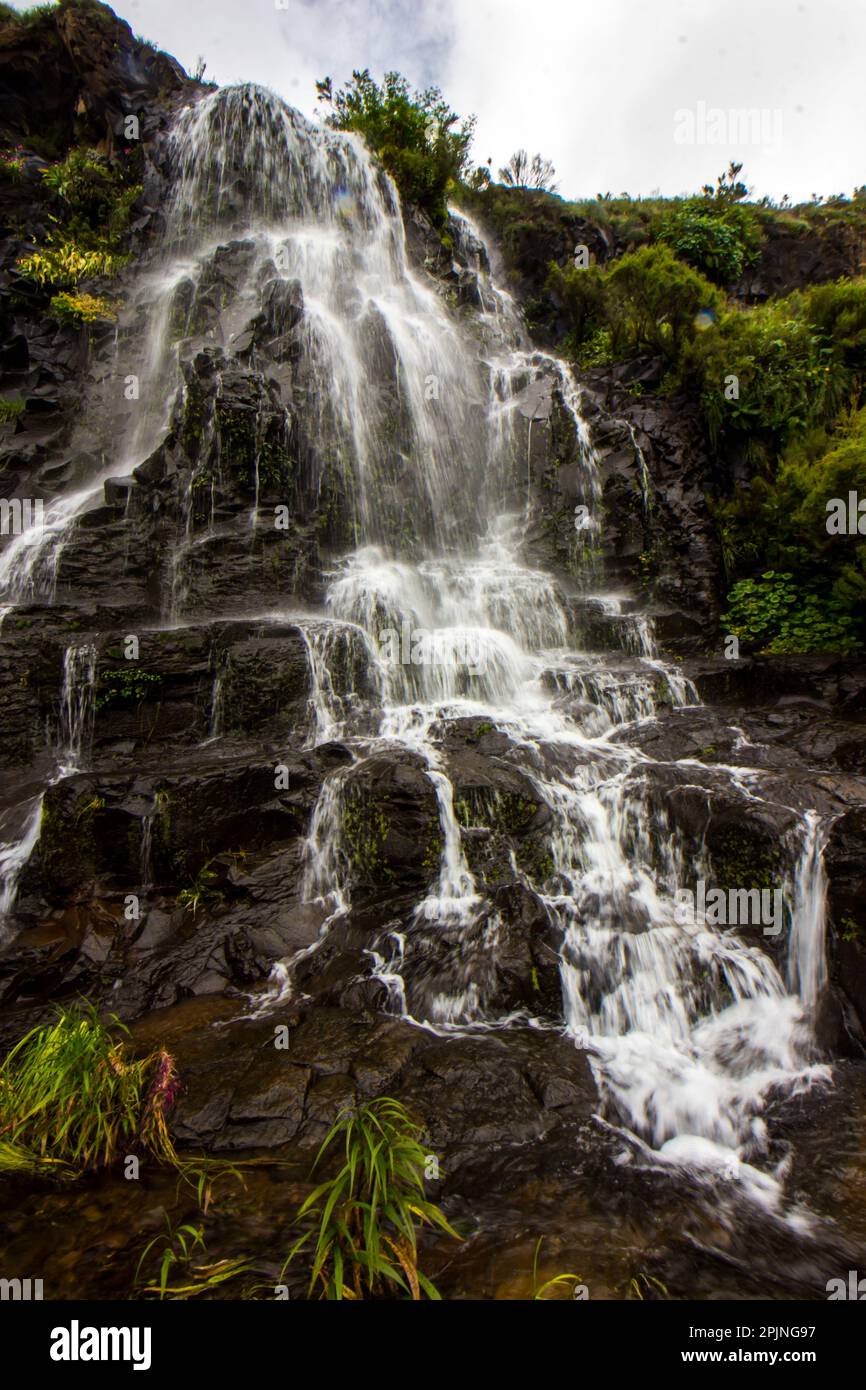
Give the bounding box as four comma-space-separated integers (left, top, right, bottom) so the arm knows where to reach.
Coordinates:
0, 3, 58, 27
716, 406, 866, 651
342, 789, 394, 882
0, 148, 25, 181
526, 174, 866, 653
282, 1096, 459, 1299
177, 858, 224, 917
134, 1217, 252, 1300
722, 571, 860, 654
96, 668, 162, 710
530, 1237, 584, 1300
16, 144, 141, 292
709, 826, 782, 893
0, 1003, 178, 1180
315, 69, 476, 230
17, 243, 122, 287
551, 245, 725, 366
0, 399, 25, 422
658, 196, 762, 285
49, 290, 119, 325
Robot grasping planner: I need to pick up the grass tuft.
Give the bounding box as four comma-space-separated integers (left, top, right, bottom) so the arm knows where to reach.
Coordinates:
0, 1002, 178, 1180
282, 1095, 459, 1300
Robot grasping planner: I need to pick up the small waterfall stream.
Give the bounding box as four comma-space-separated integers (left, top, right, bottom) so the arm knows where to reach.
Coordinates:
0, 84, 834, 1231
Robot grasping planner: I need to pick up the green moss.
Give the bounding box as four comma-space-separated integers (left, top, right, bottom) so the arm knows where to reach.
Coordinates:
708, 826, 781, 893
422, 832, 444, 877
37, 788, 105, 884
95, 668, 162, 711
455, 788, 538, 833
0, 399, 25, 422
342, 791, 394, 882
840, 915, 863, 944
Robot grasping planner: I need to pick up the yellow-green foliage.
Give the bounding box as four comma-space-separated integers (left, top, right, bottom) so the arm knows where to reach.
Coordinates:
0, 1003, 178, 1181
17, 242, 124, 287
0, 154, 25, 180
49, 290, 120, 324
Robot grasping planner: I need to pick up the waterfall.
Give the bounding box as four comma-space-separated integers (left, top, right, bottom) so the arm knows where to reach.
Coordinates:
58, 643, 97, 771
0, 795, 43, 939
0, 82, 837, 1218
787, 811, 830, 1011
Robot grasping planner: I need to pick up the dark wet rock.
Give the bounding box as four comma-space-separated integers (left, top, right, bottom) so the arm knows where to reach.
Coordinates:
338, 751, 444, 893
731, 215, 866, 302
163, 1001, 598, 1159
826, 808, 866, 1036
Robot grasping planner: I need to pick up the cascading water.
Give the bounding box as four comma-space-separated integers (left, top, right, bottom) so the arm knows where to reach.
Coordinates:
58, 642, 97, 771
0, 83, 835, 1232
175, 87, 827, 1218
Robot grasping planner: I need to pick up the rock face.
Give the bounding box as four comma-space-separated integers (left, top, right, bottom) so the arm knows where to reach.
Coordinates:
0, 0, 195, 156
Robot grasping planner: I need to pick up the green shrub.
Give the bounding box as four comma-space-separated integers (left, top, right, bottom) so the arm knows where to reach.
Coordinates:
316, 70, 475, 230
549, 245, 721, 364
722, 571, 860, 653
49, 290, 119, 324
40, 146, 142, 250
716, 409, 866, 653
679, 297, 843, 450
803, 278, 866, 371
604, 245, 723, 360
658, 197, 763, 284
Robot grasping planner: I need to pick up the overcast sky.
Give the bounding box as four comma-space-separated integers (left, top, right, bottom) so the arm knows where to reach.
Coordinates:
14, 0, 866, 202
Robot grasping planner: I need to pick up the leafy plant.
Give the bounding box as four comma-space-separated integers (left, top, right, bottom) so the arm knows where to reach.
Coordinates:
722, 571, 860, 653
282, 1096, 459, 1299
316, 70, 475, 229
658, 197, 762, 284
0, 152, 25, 181
17, 242, 124, 287
177, 858, 224, 917
49, 291, 119, 325
134, 1215, 252, 1300
95, 667, 162, 710
0, 1003, 179, 1180
550, 245, 722, 364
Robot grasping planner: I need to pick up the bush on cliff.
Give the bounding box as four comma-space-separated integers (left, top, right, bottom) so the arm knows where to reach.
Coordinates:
658, 196, 763, 284
315, 69, 476, 230
717, 407, 866, 652
548, 244, 722, 364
